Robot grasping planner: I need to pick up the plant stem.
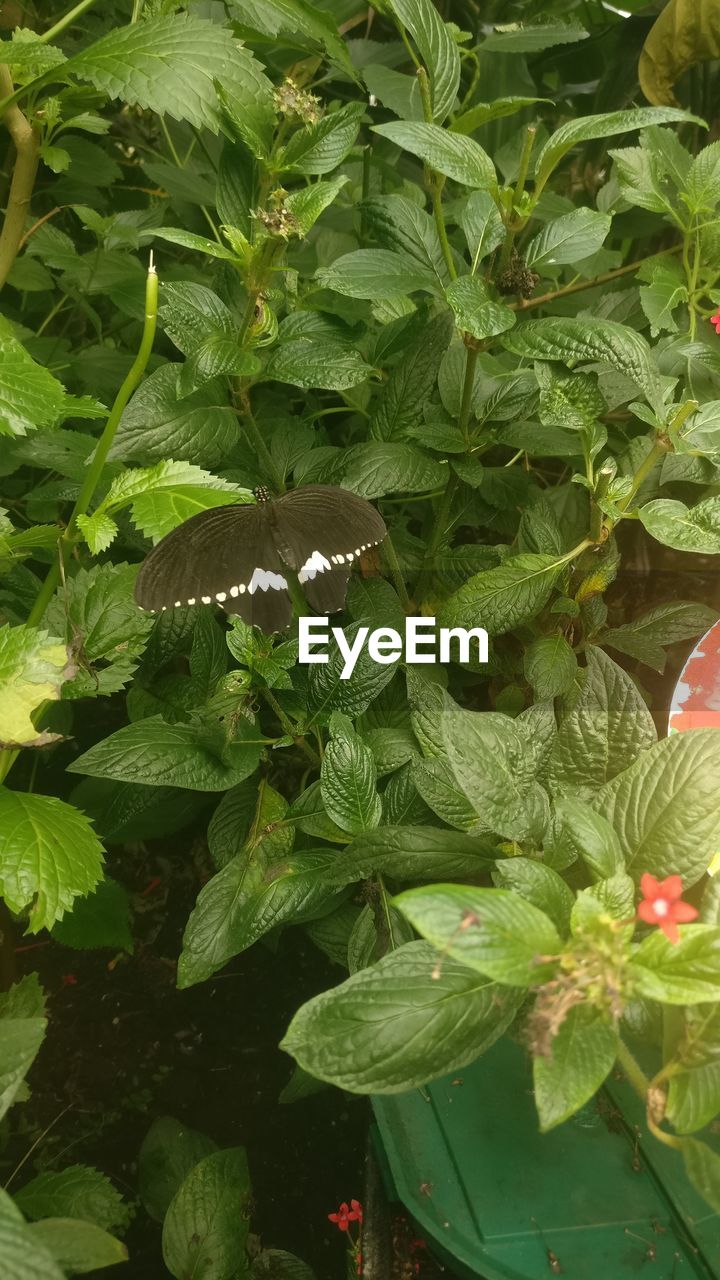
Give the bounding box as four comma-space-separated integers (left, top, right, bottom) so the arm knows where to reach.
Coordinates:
417, 68, 456, 281
458, 344, 479, 446
498, 124, 536, 273
260, 688, 319, 767
615, 1038, 650, 1100
0, 66, 40, 292
603, 436, 671, 536
27, 258, 159, 629
513, 244, 683, 314
382, 532, 412, 612
233, 391, 285, 493
40, 0, 99, 43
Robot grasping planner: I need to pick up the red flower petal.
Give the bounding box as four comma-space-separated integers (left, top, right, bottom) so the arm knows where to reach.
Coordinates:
671, 901, 699, 924
659, 918, 681, 944
660, 875, 683, 902
637, 900, 659, 925
640, 873, 660, 900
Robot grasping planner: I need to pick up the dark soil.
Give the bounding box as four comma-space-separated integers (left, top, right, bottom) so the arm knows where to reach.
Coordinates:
3, 859, 366, 1279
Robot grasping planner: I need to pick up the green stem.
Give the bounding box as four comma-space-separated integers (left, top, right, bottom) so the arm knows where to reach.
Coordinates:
382, 532, 412, 612
513, 244, 683, 314
260, 688, 319, 767
417, 68, 456, 281
40, 0, 99, 42
458, 344, 479, 446
604, 437, 671, 536
0, 67, 40, 291
234, 393, 285, 493
615, 1038, 650, 1101
498, 125, 536, 273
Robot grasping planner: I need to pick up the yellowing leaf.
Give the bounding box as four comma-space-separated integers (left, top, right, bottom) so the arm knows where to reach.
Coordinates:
0, 623, 75, 749
639, 0, 720, 107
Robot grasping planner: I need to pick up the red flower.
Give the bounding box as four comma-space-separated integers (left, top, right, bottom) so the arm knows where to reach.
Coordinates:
328, 1203, 353, 1232
60, 974, 78, 987
637, 874, 698, 943
350, 1199, 363, 1225
711, 312, 720, 334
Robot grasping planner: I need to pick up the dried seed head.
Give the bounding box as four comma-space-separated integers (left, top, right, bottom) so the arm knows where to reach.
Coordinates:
497, 250, 539, 299
273, 78, 322, 125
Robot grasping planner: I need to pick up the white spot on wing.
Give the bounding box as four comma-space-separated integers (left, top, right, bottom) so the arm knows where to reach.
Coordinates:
298, 549, 332, 583
247, 568, 288, 594
229, 586, 239, 598
216, 592, 226, 602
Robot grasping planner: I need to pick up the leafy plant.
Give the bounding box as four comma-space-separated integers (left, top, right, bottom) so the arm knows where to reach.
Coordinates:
3, 0, 720, 1267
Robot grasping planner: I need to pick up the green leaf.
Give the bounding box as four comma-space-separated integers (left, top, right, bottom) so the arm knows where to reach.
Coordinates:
76, 512, 117, 555
316, 249, 437, 299
252, 1251, 317, 1280
45, 562, 154, 699
386, 0, 460, 123
69, 14, 273, 132
0, 623, 73, 748
178, 853, 345, 987
639, 0, 720, 109
111, 366, 240, 468
162, 1149, 251, 1280
533, 1007, 618, 1131
281, 940, 522, 1093
552, 796, 625, 880
0, 1189, 65, 1280
639, 497, 720, 554
307, 623, 397, 721
460, 191, 505, 269
592, 729, 720, 885
525, 209, 611, 270
320, 722, 381, 835
482, 21, 589, 52
341, 442, 446, 498
226, 0, 356, 76
445, 277, 516, 340
396, 884, 562, 986
502, 317, 664, 415
339, 826, 495, 883
371, 310, 453, 441
27, 1219, 127, 1273
0, 32, 67, 78
360, 195, 450, 285
534, 107, 701, 192
52, 878, 133, 952
452, 97, 551, 134
682, 1138, 720, 1213
278, 102, 364, 175
493, 858, 574, 935
440, 701, 547, 843
285, 175, 349, 235
373, 121, 496, 189
0, 329, 68, 438
0, 789, 104, 932
638, 259, 688, 336
15, 1167, 129, 1234
68, 715, 262, 792
265, 339, 370, 390
667, 1058, 720, 1134
548, 647, 656, 791
0, 997, 46, 1122
363, 65, 422, 120
178, 339, 260, 398
139, 1117, 217, 1224
630, 926, 720, 1004
159, 282, 236, 357
151, 227, 238, 261
602, 601, 718, 674
524, 634, 577, 700
439, 552, 563, 638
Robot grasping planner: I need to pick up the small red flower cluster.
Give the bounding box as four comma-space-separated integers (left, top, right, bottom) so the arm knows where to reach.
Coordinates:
637, 874, 698, 944
328, 1199, 363, 1231
711, 312, 720, 334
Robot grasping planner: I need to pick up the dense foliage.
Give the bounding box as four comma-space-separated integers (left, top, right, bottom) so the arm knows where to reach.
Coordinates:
3, 0, 720, 1272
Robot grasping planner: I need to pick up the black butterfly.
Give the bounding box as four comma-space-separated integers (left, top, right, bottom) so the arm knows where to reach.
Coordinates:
134, 484, 387, 633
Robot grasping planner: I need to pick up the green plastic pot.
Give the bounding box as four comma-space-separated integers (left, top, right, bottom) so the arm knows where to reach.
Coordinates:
372, 1037, 720, 1279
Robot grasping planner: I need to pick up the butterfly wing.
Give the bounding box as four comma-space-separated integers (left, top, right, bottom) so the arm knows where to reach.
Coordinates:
134, 503, 293, 632
271, 486, 386, 614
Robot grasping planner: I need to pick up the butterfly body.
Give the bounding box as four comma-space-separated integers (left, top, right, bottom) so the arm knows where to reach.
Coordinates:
134, 484, 386, 633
